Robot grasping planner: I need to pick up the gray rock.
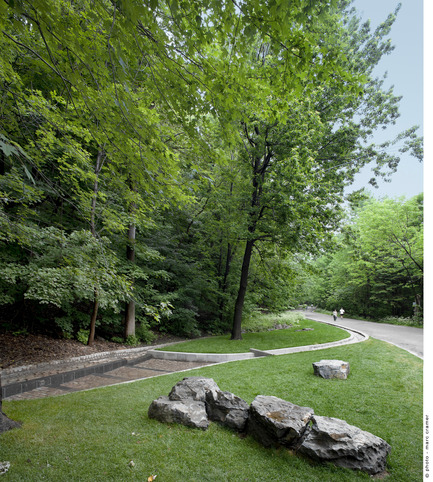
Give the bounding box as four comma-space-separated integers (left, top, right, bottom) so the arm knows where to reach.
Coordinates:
299, 415, 391, 475
248, 395, 314, 448
313, 360, 350, 379
168, 377, 220, 402
205, 390, 249, 431
148, 396, 209, 430
0, 411, 21, 434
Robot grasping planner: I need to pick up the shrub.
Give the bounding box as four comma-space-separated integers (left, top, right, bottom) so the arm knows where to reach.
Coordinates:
242, 310, 303, 333
382, 316, 423, 327
76, 329, 89, 344
163, 307, 201, 338
135, 320, 157, 344
124, 334, 140, 346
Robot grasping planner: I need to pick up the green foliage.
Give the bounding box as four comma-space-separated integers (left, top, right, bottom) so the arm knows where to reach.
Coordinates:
298, 195, 423, 321
124, 335, 141, 347
242, 310, 303, 333
135, 320, 157, 345
0, 0, 422, 341
380, 316, 423, 327
76, 329, 89, 345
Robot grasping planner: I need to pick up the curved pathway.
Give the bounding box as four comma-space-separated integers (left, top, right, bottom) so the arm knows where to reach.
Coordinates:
304, 312, 423, 359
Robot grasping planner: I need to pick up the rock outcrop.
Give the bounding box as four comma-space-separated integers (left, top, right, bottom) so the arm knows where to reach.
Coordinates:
299, 415, 391, 475
313, 360, 350, 379
148, 376, 391, 475
248, 395, 314, 448
168, 376, 221, 402
205, 389, 249, 431
148, 396, 209, 429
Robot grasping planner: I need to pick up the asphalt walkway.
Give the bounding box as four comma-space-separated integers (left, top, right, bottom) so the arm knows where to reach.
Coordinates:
304, 312, 423, 359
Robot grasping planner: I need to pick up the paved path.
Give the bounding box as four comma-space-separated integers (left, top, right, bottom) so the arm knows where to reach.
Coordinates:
2, 356, 213, 402
304, 312, 423, 359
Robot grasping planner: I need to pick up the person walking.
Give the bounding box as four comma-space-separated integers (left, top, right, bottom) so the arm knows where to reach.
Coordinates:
340, 307, 345, 319
332, 310, 338, 321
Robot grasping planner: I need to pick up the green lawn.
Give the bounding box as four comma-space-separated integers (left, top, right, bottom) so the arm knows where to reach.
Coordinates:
160, 318, 350, 353
1, 339, 422, 481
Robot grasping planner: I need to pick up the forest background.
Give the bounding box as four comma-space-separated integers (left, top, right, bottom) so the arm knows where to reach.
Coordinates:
0, 0, 423, 346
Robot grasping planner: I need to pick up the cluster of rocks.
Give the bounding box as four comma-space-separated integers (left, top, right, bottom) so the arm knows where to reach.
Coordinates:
148, 376, 391, 475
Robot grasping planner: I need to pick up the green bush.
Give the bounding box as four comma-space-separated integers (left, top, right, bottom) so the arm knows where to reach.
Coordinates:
76, 329, 89, 345
111, 336, 125, 344
135, 320, 157, 344
381, 316, 423, 327
124, 334, 141, 346
242, 310, 303, 333
164, 307, 201, 338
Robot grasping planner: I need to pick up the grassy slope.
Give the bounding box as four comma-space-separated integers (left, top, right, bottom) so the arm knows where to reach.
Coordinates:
160, 319, 350, 353
1, 339, 422, 481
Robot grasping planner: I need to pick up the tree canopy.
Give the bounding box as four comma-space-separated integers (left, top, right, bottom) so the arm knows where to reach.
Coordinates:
299, 194, 423, 321
0, 0, 423, 343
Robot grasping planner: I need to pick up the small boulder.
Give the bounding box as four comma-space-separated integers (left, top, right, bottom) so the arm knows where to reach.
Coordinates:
206, 390, 249, 431
0, 411, 21, 434
313, 360, 350, 380
168, 376, 220, 402
299, 415, 391, 475
148, 396, 209, 430
248, 395, 314, 448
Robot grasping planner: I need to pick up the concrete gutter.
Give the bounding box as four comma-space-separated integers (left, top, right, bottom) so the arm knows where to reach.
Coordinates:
148, 323, 369, 363
148, 350, 255, 363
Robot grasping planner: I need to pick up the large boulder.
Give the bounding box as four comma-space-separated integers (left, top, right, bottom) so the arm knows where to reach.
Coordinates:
248, 395, 314, 448
299, 415, 391, 475
205, 390, 249, 432
168, 376, 220, 402
313, 360, 350, 380
148, 396, 209, 430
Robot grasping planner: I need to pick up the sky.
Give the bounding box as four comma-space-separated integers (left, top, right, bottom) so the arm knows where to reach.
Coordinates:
345, 0, 423, 199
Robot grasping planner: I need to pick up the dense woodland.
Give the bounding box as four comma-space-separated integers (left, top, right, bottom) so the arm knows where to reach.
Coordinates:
0, 0, 423, 345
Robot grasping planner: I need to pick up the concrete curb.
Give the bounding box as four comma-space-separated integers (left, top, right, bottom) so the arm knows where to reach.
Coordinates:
147, 324, 368, 363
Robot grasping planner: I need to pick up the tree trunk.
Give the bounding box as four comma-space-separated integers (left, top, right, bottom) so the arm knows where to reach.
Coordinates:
231, 239, 254, 340
87, 289, 99, 346
219, 242, 234, 323
124, 223, 136, 338
87, 149, 105, 346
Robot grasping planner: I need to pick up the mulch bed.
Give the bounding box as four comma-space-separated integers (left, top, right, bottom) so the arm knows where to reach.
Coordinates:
0, 332, 188, 369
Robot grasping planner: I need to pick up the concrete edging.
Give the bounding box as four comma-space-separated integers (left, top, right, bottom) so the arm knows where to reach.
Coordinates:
148, 323, 369, 363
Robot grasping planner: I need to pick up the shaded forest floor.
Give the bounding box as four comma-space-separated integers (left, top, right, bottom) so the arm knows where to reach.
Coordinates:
0, 332, 188, 370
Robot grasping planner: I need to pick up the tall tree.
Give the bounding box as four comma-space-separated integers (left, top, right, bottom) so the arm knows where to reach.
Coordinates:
226, 2, 422, 338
